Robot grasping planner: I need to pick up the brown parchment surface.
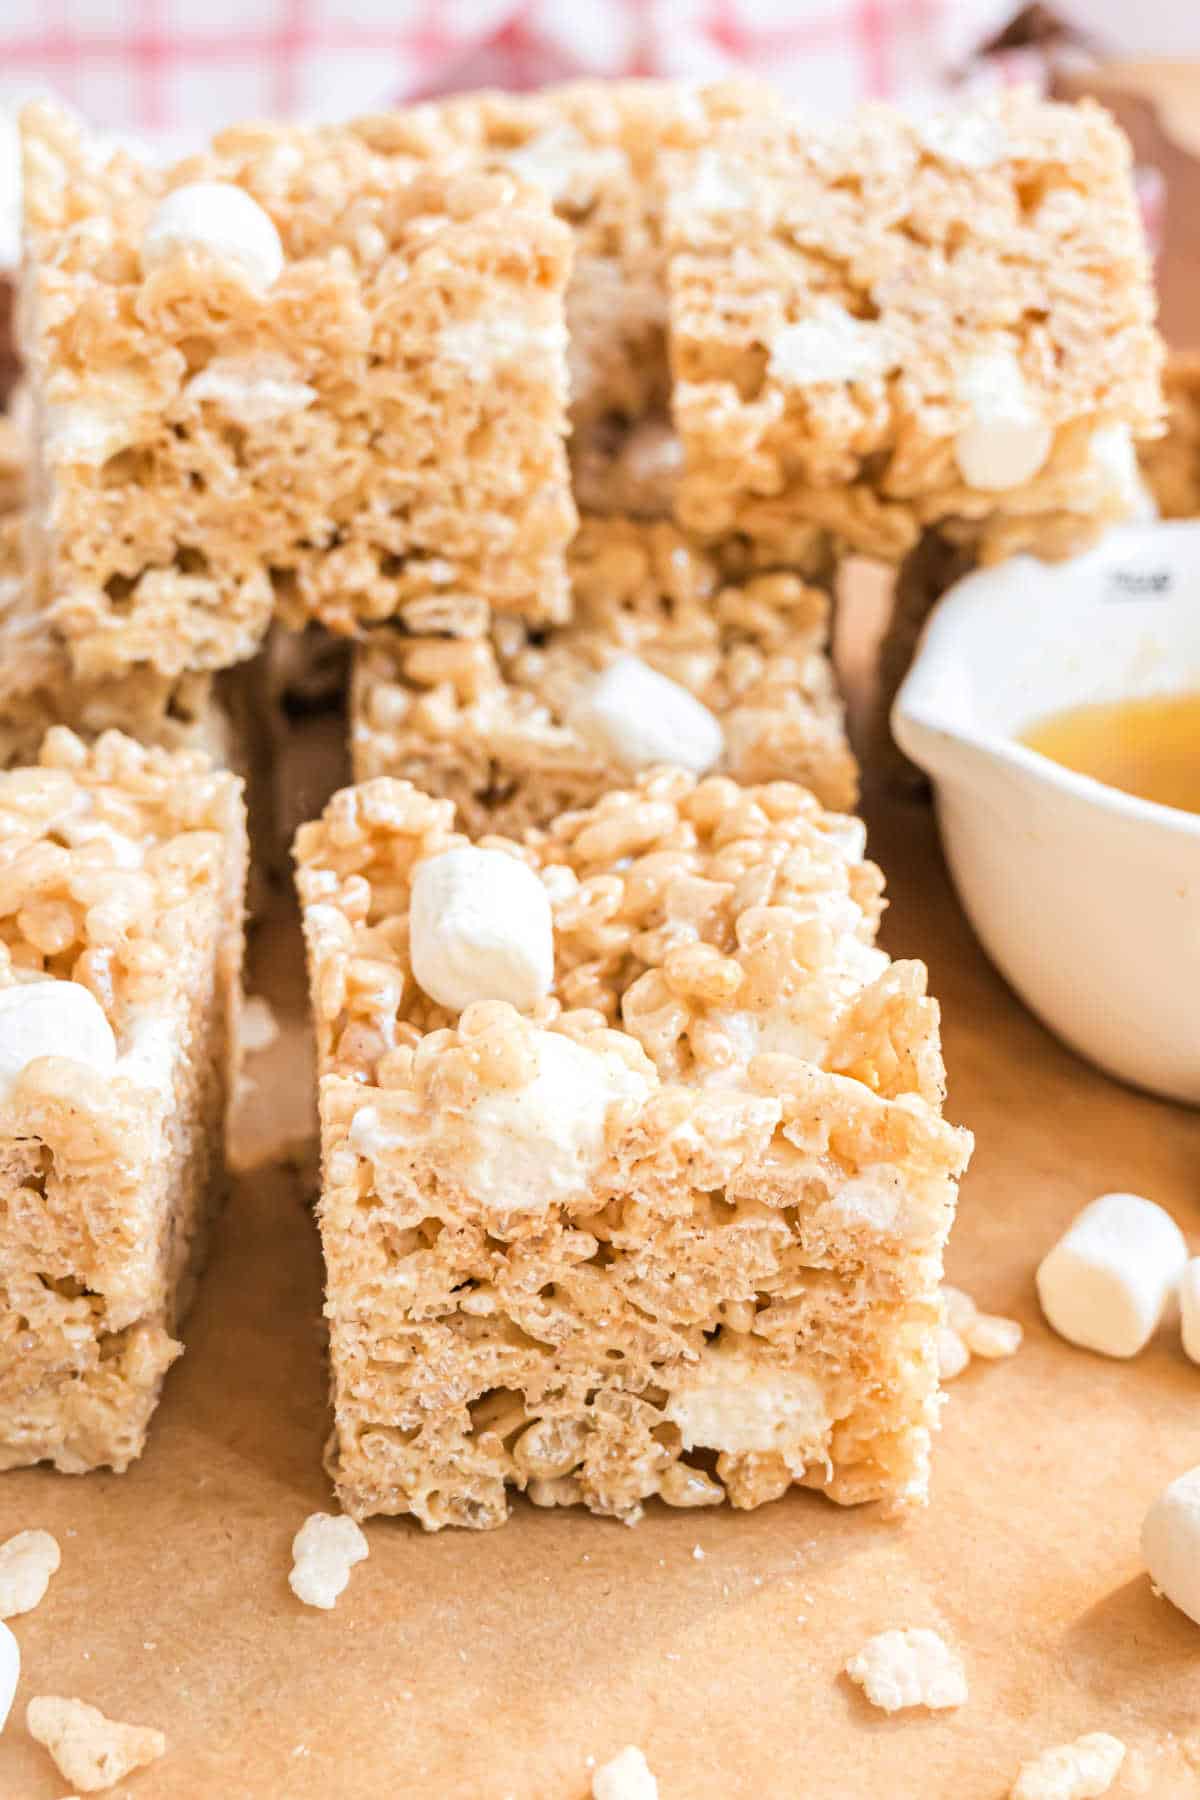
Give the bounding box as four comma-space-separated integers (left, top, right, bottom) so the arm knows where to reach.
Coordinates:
3, 727, 1200, 1798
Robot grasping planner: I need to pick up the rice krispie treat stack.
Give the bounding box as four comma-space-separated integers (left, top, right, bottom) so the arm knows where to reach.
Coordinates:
350, 514, 858, 839
296, 770, 971, 1530
19, 98, 576, 681
0, 728, 247, 1473
1141, 352, 1200, 518
666, 90, 1162, 572
375, 79, 781, 515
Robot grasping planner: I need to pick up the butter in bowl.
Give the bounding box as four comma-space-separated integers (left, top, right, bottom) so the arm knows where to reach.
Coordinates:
892, 521, 1200, 1105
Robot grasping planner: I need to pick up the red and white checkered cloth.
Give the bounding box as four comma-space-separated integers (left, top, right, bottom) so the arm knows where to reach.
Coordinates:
0, 0, 1040, 147
2, 0, 1196, 146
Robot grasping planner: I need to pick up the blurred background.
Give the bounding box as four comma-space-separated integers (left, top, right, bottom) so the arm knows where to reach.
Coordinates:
1, 1, 1197, 342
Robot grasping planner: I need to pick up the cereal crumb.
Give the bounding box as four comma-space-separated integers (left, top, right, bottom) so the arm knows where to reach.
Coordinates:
288, 1512, 368, 1610
1010, 1732, 1126, 1799
26, 1695, 166, 1792
692, 1545, 705, 1561
0, 1530, 61, 1618
845, 1627, 968, 1713
940, 1285, 1022, 1379
240, 993, 280, 1053
592, 1744, 658, 1800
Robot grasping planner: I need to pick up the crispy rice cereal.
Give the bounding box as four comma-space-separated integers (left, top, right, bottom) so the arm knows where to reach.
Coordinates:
26, 1694, 166, 1793
593, 1745, 659, 1800
938, 1283, 1023, 1380
0, 729, 247, 1473
845, 1627, 968, 1712
295, 769, 971, 1530
1010, 1733, 1126, 1800
0, 1527, 61, 1617
20, 99, 576, 677
666, 91, 1162, 569
351, 515, 856, 837
288, 1512, 369, 1610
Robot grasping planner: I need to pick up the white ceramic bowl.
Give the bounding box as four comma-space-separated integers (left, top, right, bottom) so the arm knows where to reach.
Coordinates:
892, 521, 1200, 1105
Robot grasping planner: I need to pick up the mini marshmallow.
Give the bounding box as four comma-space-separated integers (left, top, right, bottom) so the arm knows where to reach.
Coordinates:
1181, 1258, 1200, 1364
1036, 1192, 1188, 1358
954, 347, 1053, 491
567, 654, 724, 776
1142, 1464, 1200, 1626
0, 983, 117, 1107
0, 1621, 17, 1733
769, 302, 896, 387
409, 847, 555, 1014
592, 1745, 659, 1800
141, 181, 284, 288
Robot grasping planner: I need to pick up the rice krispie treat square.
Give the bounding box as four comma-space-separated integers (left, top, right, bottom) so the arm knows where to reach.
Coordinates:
19, 99, 576, 679
0, 728, 247, 1472
296, 770, 971, 1530
666, 91, 1162, 568
386, 80, 781, 466
0, 513, 233, 772
1140, 352, 1200, 519
350, 515, 857, 837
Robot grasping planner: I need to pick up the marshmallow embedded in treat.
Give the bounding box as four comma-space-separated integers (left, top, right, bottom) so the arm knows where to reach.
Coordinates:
0, 980, 117, 1104
1143, 1465, 1200, 1627
409, 846, 554, 1013
141, 181, 285, 288
566, 654, 725, 776
954, 346, 1053, 491
1035, 1192, 1188, 1358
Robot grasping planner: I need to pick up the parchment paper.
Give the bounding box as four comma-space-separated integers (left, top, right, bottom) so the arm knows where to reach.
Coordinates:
3, 747, 1200, 1800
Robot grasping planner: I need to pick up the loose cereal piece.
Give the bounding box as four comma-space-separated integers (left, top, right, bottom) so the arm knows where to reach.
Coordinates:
666, 91, 1161, 570
0, 1529, 61, 1618
239, 995, 280, 1055
593, 1744, 659, 1800
295, 769, 971, 1530
0, 730, 247, 1474
938, 1284, 1022, 1379
26, 1695, 166, 1793
1142, 1464, 1200, 1627
845, 1627, 968, 1713
1036, 1193, 1187, 1358
288, 1512, 369, 1611
351, 515, 856, 840
20, 100, 576, 677
1010, 1732, 1126, 1800
0, 1619, 18, 1730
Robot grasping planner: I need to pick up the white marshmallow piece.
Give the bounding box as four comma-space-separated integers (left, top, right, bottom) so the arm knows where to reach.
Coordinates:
769, 301, 896, 387
1143, 1464, 1200, 1626
954, 346, 1052, 491
592, 1745, 659, 1800
141, 181, 285, 289
409, 847, 554, 1013
567, 654, 724, 776
1181, 1258, 1200, 1364
0, 1620, 17, 1733
1035, 1192, 1188, 1358
0, 982, 117, 1106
